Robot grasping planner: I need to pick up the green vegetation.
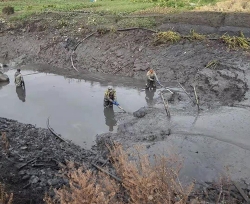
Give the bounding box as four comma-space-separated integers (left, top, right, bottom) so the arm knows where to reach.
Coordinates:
0, 0, 221, 21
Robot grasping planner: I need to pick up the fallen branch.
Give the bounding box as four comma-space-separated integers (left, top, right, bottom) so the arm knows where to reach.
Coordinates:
70, 54, 79, 72
160, 91, 170, 117
70, 31, 97, 72
117, 27, 156, 33
91, 163, 122, 183
233, 181, 250, 203
70, 28, 156, 72
73, 31, 97, 51
47, 117, 69, 144
193, 85, 200, 111
177, 82, 195, 104
18, 158, 37, 170
23, 183, 31, 189
164, 88, 173, 94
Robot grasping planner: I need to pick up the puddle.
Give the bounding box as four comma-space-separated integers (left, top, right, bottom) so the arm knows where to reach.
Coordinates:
0, 70, 148, 149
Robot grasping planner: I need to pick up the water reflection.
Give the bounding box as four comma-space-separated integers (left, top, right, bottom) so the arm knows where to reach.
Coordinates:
16, 86, 26, 102
145, 89, 156, 106
103, 107, 117, 132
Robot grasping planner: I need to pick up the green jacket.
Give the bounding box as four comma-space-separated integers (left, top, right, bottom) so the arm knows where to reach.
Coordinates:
104, 89, 116, 101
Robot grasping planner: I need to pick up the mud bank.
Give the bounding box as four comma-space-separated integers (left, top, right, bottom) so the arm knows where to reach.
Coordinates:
0, 117, 101, 203
1, 12, 250, 108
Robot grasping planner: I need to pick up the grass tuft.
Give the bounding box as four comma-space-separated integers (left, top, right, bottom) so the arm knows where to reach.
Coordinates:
153, 31, 181, 45
0, 182, 13, 204
220, 31, 250, 50
188, 29, 206, 40
2, 6, 14, 15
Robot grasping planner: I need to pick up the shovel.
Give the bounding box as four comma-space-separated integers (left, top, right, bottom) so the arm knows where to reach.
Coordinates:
117, 105, 126, 113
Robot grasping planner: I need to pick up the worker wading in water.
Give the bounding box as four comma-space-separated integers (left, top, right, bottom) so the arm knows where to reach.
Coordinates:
145, 68, 158, 89
14, 69, 25, 88
103, 86, 119, 108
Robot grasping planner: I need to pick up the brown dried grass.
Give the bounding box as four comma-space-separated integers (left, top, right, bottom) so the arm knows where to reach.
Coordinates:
196, 0, 250, 12
0, 183, 13, 204
45, 144, 196, 204
1, 132, 10, 156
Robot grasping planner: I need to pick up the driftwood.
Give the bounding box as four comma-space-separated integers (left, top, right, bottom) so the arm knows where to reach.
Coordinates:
233, 181, 250, 203
70, 54, 79, 72
117, 27, 156, 33
160, 91, 170, 117
73, 32, 97, 51
92, 163, 122, 183
193, 85, 200, 111
47, 117, 69, 144
23, 183, 31, 189
177, 82, 195, 104
18, 158, 37, 170
70, 31, 97, 72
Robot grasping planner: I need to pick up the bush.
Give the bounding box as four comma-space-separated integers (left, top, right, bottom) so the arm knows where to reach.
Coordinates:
45, 144, 195, 204
2, 6, 14, 15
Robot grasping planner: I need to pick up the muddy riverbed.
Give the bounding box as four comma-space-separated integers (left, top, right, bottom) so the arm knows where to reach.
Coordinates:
0, 69, 149, 149
1, 67, 250, 184
1, 12, 250, 203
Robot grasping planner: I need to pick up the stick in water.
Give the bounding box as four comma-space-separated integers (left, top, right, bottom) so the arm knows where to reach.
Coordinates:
160, 91, 170, 117
177, 82, 195, 104
193, 85, 199, 110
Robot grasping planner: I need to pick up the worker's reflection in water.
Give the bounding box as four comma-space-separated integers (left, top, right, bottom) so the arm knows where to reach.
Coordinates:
103, 107, 117, 132
16, 86, 26, 102
145, 89, 156, 106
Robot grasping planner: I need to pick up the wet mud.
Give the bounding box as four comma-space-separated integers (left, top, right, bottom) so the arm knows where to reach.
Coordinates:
0, 11, 250, 203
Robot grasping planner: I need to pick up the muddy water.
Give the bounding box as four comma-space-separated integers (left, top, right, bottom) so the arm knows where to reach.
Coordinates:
0, 70, 147, 149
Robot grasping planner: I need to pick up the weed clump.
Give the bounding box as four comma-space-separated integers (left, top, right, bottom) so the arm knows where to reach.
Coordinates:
97, 26, 110, 35
188, 29, 206, 41
2, 6, 14, 15
220, 32, 250, 50
205, 60, 219, 69
45, 144, 195, 204
153, 31, 181, 45
0, 183, 13, 204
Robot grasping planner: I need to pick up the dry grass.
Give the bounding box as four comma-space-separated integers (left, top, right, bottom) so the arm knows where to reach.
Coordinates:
153, 31, 181, 45
132, 6, 175, 15
1, 132, 10, 156
187, 29, 206, 41
0, 183, 13, 204
220, 32, 250, 50
196, 0, 250, 12
45, 144, 196, 204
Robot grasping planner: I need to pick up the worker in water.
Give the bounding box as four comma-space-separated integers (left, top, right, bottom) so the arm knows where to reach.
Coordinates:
145, 68, 157, 89
104, 86, 119, 108
14, 69, 25, 87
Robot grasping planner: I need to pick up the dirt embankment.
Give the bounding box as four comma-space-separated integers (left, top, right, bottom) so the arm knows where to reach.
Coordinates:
0, 118, 100, 203
0, 12, 250, 108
